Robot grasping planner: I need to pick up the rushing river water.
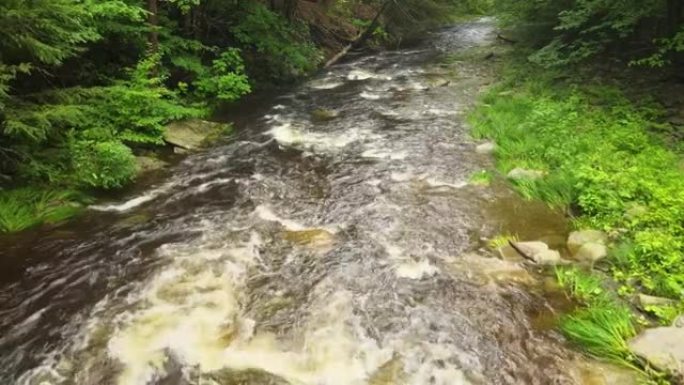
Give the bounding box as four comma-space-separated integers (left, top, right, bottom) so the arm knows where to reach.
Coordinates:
0, 19, 633, 385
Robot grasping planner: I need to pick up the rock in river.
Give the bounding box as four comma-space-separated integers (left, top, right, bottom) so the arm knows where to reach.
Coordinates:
499, 241, 564, 265
573, 242, 608, 264
567, 230, 607, 255
310, 108, 340, 122
629, 327, 684, 377
475, 141, 496, 154
135, 156, 168, 174
506, 167, 544, 180
163, 119, 228, 150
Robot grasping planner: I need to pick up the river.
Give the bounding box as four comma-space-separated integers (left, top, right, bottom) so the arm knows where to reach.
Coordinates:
0, 19, 630, 385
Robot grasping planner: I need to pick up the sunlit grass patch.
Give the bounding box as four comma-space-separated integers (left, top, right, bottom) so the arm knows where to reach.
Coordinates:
0, 188, 84, 233
487, 233, 519, 249
468, 169, 493, 185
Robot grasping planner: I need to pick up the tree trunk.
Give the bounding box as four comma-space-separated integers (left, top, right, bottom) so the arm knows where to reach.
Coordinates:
284, 0, 297, 21
325, 0, 391, 68
147, 0, 159, 54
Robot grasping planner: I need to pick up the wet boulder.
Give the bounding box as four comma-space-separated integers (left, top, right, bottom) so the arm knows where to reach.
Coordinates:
567, 230, 607, 255
475, 141, 496, 155
206, 368, 290, 385
573, 242, 608, 264
499, 241, 563, 265
310, 108, 339, 122
135, 156, 168, 174
629, 327, 684, 377
506, 167, 544, 180
163, 119, 229, 150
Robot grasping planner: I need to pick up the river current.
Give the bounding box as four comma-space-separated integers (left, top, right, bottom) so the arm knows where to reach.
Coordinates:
0, 19, 630, 385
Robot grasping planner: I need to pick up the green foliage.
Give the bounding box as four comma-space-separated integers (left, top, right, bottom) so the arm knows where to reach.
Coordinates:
0, 0, 99, 67
72, 140, 136, 189
493, 0, 683, 68
0, 188, 83, 232
468, 170, 493, 185
470, 76, 684, 299
555, 267, 608, 305
2, 54, 205, 186
192, 49, 251, 102
487, 233, 518, 249
231, 2, 321, 82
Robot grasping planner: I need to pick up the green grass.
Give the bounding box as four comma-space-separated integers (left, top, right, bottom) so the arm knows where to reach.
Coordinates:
0, 188, 84, 233
468, 170, 493, 186
470, 69, 684, 300
555, 267, 609, 305
487, 233, 518, 249
470, 53, 684, 382
560, 304, 638, 367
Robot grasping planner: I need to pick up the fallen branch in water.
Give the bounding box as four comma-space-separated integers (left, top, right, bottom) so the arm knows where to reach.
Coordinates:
325, 0, 391, 67
508, 240, 536, 263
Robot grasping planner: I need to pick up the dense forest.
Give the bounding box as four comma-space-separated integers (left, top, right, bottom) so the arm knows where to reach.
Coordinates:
0, 0, 469, 232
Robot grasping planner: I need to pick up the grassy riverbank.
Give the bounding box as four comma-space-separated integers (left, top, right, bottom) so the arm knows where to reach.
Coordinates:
470, 52, 684, 381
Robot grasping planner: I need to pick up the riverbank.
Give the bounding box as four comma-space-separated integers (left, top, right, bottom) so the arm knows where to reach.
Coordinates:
470, 45, 684, 382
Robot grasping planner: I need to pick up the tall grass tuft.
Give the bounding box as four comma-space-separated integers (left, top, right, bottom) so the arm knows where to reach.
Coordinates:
0, 188, 83, 233
560, 305, 638, 368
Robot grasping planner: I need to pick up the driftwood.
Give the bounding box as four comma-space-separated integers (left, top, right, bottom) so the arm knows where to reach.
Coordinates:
508, 240, 536, 263
325, 0, 391, 68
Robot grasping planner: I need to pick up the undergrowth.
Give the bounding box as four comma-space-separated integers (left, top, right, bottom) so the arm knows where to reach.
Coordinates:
470, 51, 684, 382
470, 61, 684, 301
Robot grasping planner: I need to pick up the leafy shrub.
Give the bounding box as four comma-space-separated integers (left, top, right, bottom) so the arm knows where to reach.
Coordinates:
192, 49, 251, 102
231, 2, 321, 82
72, 140, 136, 189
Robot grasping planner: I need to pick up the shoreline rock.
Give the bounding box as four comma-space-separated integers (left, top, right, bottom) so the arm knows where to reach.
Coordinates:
163, 119, 229, 150
629, 327, 684, 377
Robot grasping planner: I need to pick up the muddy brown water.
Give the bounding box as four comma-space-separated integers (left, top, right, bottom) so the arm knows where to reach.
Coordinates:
0, 19, 632, 385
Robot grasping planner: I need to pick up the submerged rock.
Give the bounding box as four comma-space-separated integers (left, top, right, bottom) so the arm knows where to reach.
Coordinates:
163, 119, 228, 150
135, 156, 168, 174
506, 167, 544, 180
475, 141, 496, 154
448, 253, 534, 285
629, 327, 684, 377
567, 230, 607, 255
310, 108, 339, 122
206, 368, 290, 385
499, 241, 564, 265
281, 228, 335, 250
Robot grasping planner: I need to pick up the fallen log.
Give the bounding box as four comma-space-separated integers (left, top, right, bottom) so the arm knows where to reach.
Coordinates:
325, 0, 391, 68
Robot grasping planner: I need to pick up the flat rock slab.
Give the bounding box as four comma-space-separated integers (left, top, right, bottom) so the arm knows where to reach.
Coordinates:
629, 327, 684, 376
164, 119, 227, 150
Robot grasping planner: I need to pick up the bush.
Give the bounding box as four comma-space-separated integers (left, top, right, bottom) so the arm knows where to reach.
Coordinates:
72, 140, 136, 189
231, 2, 321, 82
